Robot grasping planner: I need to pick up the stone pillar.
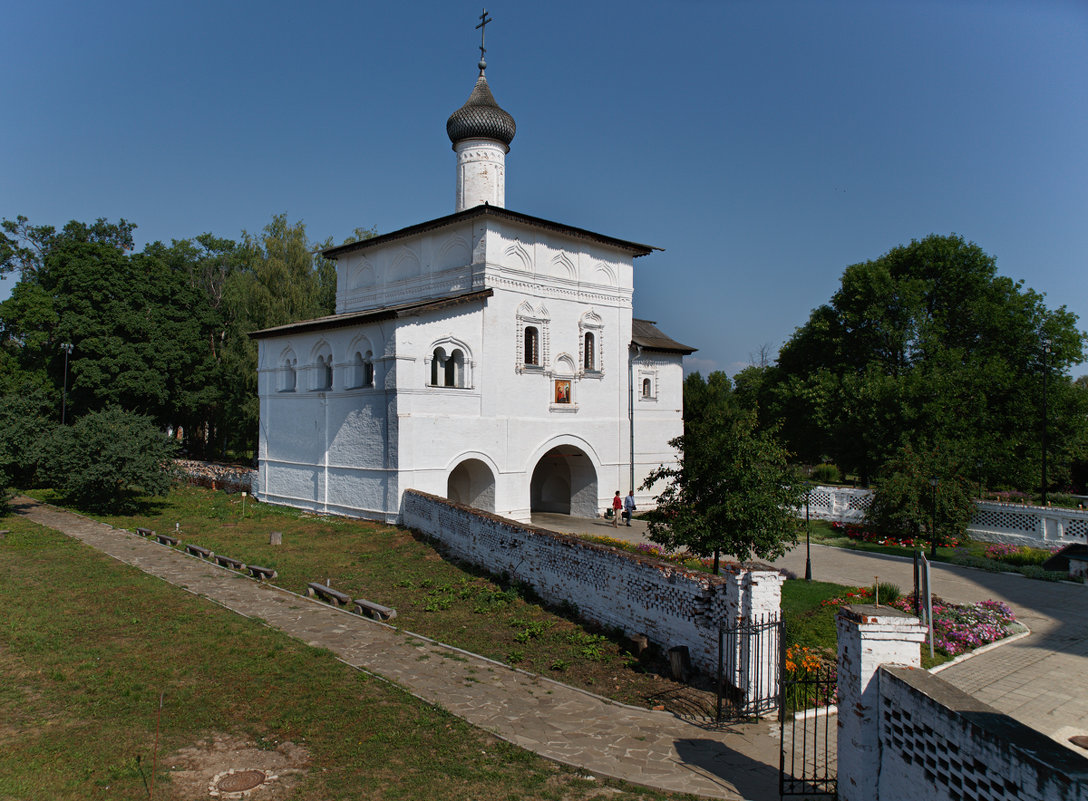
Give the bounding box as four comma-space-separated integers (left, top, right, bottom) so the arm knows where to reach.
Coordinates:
836, 605, 926, 801
718, 569, 784, 713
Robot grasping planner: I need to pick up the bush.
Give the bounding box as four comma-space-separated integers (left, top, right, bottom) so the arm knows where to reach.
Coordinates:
0, 465, 12, 515
810, 463, 841, 484
871, 582, 901, 604
37, 407, 177, 512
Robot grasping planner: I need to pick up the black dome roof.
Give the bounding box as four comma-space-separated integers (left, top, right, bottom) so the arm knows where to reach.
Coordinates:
446, 74, 516, 147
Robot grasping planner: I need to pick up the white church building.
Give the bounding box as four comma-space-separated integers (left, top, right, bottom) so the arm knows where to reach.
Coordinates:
252, 51, 694, 524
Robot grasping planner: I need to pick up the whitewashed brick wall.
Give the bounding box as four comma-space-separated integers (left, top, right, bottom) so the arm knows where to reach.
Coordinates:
810, 486, 1088, 548
402, 489, 782, 683
877, 668, 1088, 801
836, 605, 1088, 801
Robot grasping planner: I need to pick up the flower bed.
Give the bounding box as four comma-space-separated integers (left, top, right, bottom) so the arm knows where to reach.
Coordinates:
783, 644, 837, 710
983, 542, 1059, 566
820, 586, 1017, 657
829, 521, 959, 549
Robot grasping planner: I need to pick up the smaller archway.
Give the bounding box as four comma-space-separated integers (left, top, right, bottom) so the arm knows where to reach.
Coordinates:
447, 458, 496, 512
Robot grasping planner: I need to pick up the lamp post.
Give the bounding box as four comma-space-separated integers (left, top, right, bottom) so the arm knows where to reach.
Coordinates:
60, 343, 74, 425
804, 483, 812, 581
1042, 338, 1051, 506
929, 476, 939, 558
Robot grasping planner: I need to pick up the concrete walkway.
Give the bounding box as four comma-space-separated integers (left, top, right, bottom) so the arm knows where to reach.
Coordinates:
532, 514, 1088, 755
14, 498, 781, 801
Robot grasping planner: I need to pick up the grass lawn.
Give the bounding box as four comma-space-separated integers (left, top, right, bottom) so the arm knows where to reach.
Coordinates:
21, 486, 716, 714
0, 514, 686, 801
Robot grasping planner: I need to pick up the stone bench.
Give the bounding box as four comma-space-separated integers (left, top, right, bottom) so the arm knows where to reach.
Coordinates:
135, 527, 155, 538
247, 564, 277, 581
352, 598, 397, 621
215, 554, 246, 570
307, 582, 350, 606
155, 533, 179, 546
185, 544, 214, 559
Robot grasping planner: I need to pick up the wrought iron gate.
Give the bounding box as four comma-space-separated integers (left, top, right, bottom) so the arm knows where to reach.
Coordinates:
779, 663, 837, 798
715, 615, 782, 721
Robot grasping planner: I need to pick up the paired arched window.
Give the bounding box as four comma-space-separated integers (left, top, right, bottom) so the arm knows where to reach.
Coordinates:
349, 350, 374, 389
524, 326, 540, 366
430, 347, 466, 388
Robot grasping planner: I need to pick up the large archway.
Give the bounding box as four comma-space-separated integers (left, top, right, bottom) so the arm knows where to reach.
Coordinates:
447, 458, 495, 513
530, 445, 598, 518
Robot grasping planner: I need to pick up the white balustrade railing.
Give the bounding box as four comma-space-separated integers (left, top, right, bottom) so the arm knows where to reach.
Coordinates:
805, 486, 1088, 548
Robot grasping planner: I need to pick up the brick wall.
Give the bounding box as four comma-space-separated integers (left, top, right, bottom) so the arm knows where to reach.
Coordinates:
877, 667, 1088, 801
836, 605, 1088, 801
175, 460, 256, 494
401, 489, 783, 678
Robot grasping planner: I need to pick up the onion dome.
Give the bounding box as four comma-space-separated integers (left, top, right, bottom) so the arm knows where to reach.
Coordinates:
446, 70, 516, 147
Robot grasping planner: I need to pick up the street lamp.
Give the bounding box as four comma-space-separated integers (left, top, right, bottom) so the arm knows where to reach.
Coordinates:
60, 343, 74, 425
1042, 338, 1051, 507
929, 476, 939, 559
804, 483, 812, 581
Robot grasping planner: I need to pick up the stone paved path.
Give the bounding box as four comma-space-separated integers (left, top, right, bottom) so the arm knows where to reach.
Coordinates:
14, 499, 782, 801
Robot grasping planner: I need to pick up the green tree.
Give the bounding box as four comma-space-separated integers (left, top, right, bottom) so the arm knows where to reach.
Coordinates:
865, 443, 974, 554
37, 407, 177, 512
644, 372, 803, 569
0, 383, 55, 487
767, 234, 1088, 490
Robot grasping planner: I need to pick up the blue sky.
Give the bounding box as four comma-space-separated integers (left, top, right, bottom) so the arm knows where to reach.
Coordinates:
3, 0, 1086, 377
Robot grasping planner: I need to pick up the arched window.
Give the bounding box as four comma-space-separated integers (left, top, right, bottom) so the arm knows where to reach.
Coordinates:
280, 359, 296, 392
431, 347, 446, 386
349, 350, 375, 389
363, 350, 374, 387
642, 378, 652, 398
446, 349, 465, 388
312, 355, 332, 391
524, 326, 539, 366
429, 342, 471, 389
584, 332, 595, 371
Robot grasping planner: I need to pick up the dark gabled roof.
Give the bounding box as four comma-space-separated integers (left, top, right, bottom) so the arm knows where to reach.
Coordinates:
248, 289, 493, 340
631, 318, 697, 355
322, 205, 660, 261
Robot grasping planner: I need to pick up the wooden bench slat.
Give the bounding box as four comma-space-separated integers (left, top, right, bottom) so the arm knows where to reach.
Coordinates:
247, 564, 277, 580
215, 554, 246, 570
352, 598, 397, 621
135, 527, 155, 537
185, 544, 213, 559
155, 534, 179, 546
307, 582, 350, 605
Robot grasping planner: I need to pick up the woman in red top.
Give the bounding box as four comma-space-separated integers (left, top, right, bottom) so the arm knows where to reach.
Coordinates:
612, 491, 622, 527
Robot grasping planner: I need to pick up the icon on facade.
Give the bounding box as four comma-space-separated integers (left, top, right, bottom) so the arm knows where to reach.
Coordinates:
554, 380, 571, 404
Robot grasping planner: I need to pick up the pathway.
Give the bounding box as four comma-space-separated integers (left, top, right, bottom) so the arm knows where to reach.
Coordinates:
14, 498, 781, 801
532, 514, 1088, 754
